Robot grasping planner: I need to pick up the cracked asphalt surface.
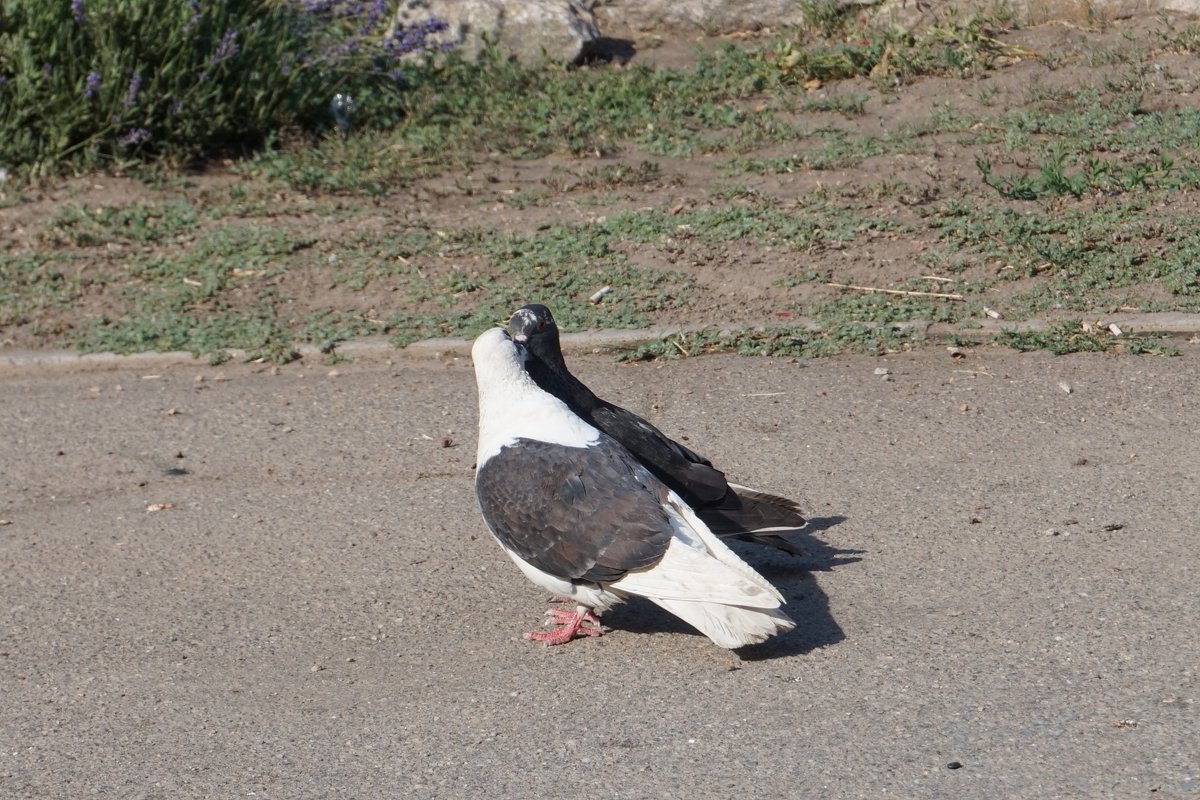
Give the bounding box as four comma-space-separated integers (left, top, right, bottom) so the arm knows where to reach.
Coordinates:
2, 345, 1198, 798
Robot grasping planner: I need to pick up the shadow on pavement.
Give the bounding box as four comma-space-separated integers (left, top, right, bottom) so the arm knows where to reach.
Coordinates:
604, 516, 859, 658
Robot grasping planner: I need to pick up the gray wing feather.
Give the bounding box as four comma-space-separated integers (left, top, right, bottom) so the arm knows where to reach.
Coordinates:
476, 438, 673, 583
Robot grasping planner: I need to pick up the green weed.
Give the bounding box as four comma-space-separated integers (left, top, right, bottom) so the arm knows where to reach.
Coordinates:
0, 0, 444, 176
994, 320, 1179, 356
801, 93, 869, 116
47, 200, 198, 245
616, 322, 921, 361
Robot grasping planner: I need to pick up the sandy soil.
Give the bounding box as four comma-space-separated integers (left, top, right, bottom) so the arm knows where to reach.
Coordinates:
5, 16, 1200, 351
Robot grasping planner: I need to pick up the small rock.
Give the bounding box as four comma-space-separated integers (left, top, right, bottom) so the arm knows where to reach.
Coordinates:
874, 367, 890, 376
947, 761, 963, 770
393, 0, 599, 65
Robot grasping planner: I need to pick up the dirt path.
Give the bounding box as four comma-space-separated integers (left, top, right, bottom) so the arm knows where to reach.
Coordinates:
3, 344, 1197, 797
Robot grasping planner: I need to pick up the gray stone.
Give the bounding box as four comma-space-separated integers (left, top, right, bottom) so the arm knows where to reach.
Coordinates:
394, 0, 599, 64
593, 0, 807, 32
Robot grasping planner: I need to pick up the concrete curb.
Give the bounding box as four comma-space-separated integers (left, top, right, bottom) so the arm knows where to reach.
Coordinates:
3, 312, 1199, 373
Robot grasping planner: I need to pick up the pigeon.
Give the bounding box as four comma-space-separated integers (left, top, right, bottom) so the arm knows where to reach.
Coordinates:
472, 326, 795, 648
506, 303, 809, 556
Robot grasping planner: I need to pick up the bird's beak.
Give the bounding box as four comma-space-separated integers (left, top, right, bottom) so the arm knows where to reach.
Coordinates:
506, 309, 536, 344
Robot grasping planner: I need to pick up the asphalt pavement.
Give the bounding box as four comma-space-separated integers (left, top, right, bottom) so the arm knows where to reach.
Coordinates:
2, 344, 1197, 798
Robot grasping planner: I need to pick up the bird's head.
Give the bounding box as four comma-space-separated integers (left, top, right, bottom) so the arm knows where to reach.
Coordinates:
507, 304, 565, 370
507, 304, 555, 343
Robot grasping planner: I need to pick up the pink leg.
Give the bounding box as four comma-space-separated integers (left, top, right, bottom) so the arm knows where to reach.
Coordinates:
524, 605, 604, 646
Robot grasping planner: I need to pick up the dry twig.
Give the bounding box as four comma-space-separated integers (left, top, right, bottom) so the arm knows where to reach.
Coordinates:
826, 282, 965, 301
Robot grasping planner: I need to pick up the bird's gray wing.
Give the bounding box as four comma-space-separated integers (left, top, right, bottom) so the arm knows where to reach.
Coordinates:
475, 437, 673, 583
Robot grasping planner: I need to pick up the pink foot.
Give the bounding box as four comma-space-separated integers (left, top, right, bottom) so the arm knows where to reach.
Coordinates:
523, 605, 604, 646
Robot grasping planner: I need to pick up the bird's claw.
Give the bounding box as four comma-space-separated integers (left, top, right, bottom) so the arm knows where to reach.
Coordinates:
524, 606, 604, 645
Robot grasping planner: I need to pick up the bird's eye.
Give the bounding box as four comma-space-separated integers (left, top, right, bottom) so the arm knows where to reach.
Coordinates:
537, 320, 547, 331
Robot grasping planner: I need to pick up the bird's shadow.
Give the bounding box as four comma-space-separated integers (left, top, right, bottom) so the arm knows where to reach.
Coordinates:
605, 516, 859, 660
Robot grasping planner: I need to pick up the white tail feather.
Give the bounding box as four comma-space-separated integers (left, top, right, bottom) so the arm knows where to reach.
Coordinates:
609, 491, 795, 648
650, 598, 794, 649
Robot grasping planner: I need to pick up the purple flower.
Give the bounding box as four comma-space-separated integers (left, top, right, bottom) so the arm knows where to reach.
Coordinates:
321, 37, 361, 62
84, 71, 101, 100
384, 18, 450, 58
293, 0, 341, 13
71, 0, 85, 23
123, 73, 141, 108
211, 28, 239, 65
117, 128, 151, 147
183, 0, 201, 34
358, 0, 388, 35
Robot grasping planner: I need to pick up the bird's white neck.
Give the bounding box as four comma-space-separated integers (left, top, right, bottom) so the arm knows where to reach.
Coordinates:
473, 328, 599, 463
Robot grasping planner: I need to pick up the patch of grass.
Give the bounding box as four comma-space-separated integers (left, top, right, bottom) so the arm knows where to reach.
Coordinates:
5, 13, 1199, 364
603, 200, 904, 251
238, 131, 442, 196
814, 288, 969, 326
239, 44, 785, 192
929, 197, 1200, 314
65, 225, 318, 359
986, 95, 1200, 162
616, 321, 922, 361
978, 149, 1200, 200
46, 200, 199, 245
572, 161, 665, 190
723, 124, 927, 174
382, 222, 698, 347
992, 320, 1180, 356
761, 11, 1035, 86
296, 308, 384, 355
793, 0, 861, 40
0, 251, 95, 328
500, 188, 551, 209
800, 93, 870, 116
1157, 19, 1200, 53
